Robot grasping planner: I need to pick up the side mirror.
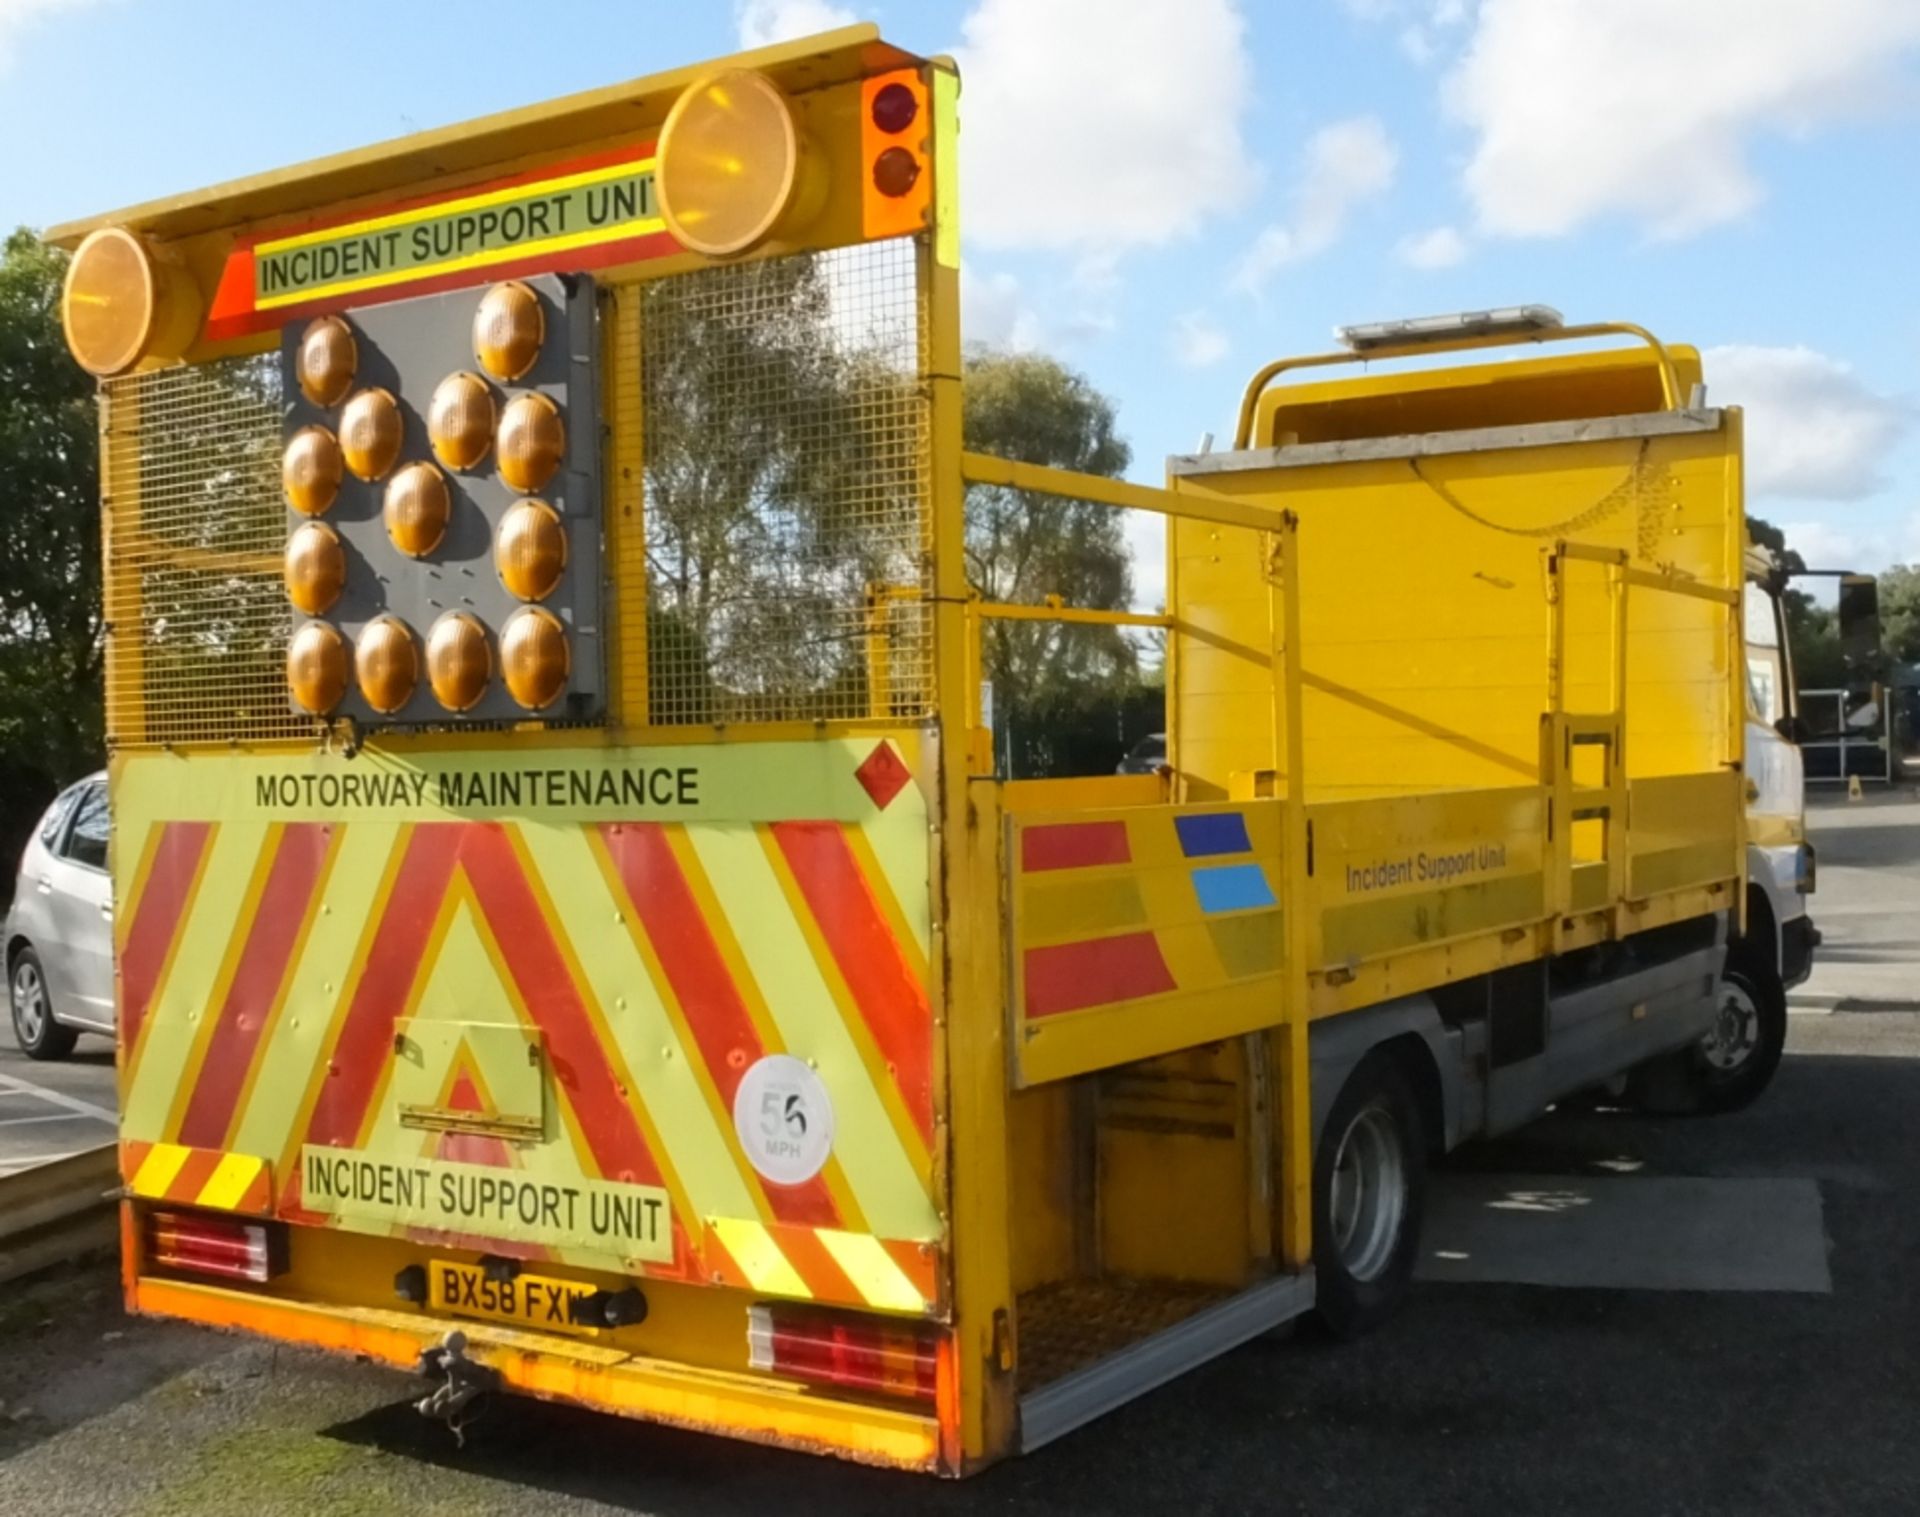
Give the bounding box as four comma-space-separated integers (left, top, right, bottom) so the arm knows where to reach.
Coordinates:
1773, 714, 1806, 744
1837, 574, 1881, 675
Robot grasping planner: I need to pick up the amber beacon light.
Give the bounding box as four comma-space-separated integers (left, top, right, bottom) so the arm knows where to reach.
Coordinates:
383, 460, 452, 558
295, 316, 357, 407
496, 498, 567, 601
657, 69, 820, 257
282, 427, 344, 517
428, 371, 496, 470
60, 226, 202, 376
426, 612, 492, 711
355, 615, 419, 713
473, 281, 544, 381
497, 392, 565, 493
339, 387, 404, 481
501, 606, 570, 710
286, 621, 349, 715
283, 522, 346, 614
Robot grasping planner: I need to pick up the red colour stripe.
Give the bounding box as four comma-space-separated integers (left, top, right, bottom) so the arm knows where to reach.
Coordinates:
1024, 931, 1176, 1019
882, 1238, 939, 1308
775, 1224, 861, 1306
598, 824, 839, 1229
175, 824, 332, 1150
229, 1167, 273, 1217
770, 822, 934, 1148
119, 822, 213, 1058
166, 1146, 226, 1205
120, 1140, 153, 1185
456, 825, 690, 1268
1021, 820, 1130, 873
293, 827, 464, 1196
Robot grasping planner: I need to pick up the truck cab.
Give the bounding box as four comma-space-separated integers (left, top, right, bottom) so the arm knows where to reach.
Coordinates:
1743, 550, 1818, 989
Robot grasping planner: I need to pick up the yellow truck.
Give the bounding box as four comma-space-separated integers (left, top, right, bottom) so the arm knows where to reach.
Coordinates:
46, 25, 1776, 1476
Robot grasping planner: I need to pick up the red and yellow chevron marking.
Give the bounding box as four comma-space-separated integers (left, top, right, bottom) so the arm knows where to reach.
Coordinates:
706, 1217, 939, 1315
113, 739, 942, 1318
123, 1141, 272, 1216
116, 820, 215, 1063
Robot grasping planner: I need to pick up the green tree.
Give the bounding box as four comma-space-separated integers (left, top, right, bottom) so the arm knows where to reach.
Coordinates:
640, 251, 925, 722
0, 228, 101, 801
963, 351, 1135, 692
1877, 563, 1920, 668
963, 351, 1150, 775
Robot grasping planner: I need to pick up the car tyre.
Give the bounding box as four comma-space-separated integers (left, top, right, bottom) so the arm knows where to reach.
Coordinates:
1312, 1050, 1427, 1339
10, 945, 78, 1061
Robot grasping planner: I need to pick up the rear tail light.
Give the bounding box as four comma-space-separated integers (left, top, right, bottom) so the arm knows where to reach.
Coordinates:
147, 1209, 288, 1284
747, 1304, 938, 1403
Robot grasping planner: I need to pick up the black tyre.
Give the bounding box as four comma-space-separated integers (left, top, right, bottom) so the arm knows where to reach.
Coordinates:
1692, 959, 1787, 1114
1627, 958, 1787, 1116
9, 945, 78, 1061
1312, 1050, 1427, 1338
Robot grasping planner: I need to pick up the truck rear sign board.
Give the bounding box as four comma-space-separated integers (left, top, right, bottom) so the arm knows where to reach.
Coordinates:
302, 1147, 674, 1262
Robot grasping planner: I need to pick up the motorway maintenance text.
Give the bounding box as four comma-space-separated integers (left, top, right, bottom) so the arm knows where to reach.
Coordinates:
254, 765, 700, 812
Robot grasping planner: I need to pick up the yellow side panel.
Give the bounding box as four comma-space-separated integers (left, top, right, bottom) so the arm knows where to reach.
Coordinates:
1308, 786, 1547, 970
1007, 799, 1287, 1087
1181, 428, 1738, 800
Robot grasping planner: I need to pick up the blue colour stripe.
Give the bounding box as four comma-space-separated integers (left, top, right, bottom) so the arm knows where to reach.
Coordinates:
1191, 863, 1276, 914
1175, 811, 1252, 858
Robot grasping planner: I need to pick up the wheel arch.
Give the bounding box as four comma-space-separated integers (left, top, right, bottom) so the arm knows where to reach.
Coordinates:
1309, 995, 1460, 1155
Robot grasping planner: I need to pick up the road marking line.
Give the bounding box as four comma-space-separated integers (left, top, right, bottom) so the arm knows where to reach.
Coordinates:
0, 1112, 98, 1128
0, 1072, 117, 1124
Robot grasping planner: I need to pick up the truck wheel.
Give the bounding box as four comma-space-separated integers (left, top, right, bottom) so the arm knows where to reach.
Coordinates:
1627, 959, 1787, 1116
1692, 960, 1787, 1114
10, 946, 78, 1061
1312, 1051, 1427, 1339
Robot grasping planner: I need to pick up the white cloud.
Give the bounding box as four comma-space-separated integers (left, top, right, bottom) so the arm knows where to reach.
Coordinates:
1234, 117, 1397, 292
1443, 0, 1920, 239
1170, 312, 1229, 369
0, 0, 100, 68
954, 0, 1255, 253
735, 0, 858, 50
1396, 225, 1468, 269
960, 267, 1042, 353
961, 265, 1115, 353
1706, 344, 1909, 501
1123, 510, 1168, 613
1778, 519, 1861, 570
1341, 0, 1470, 66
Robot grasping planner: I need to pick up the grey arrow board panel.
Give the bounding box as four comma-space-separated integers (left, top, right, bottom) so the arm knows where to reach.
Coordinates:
281, 272, 604, 726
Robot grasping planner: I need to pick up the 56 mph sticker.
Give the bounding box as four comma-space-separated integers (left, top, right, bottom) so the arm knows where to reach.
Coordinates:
733, 1055, 835, 1186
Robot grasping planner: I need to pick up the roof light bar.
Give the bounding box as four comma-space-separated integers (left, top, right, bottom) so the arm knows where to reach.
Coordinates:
1336, 305, 1565, 352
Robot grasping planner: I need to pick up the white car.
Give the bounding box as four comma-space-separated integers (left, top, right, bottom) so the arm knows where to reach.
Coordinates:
5, 772, 113, 1060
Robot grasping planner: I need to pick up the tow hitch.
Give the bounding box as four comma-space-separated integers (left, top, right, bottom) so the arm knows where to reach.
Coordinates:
414, 1330, 500, 1445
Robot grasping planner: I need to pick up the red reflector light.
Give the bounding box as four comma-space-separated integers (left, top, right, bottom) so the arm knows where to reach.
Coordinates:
148, 1209, 287, 1284
748, 1304, 937, 1403
870, 80, 918, 134
872, 146, 922, 199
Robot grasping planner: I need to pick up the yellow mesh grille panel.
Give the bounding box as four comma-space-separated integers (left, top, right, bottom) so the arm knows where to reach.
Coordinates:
639, 238, 931, 725
102, 356, 304, 746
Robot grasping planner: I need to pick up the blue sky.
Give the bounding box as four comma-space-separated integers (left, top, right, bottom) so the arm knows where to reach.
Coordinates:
5, 0, 1918, 606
